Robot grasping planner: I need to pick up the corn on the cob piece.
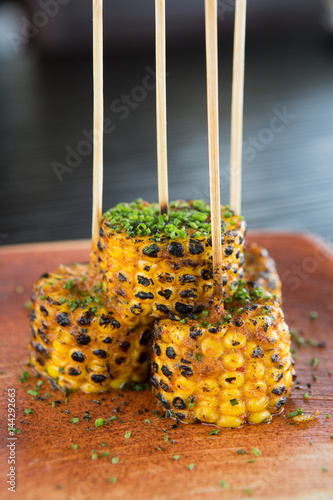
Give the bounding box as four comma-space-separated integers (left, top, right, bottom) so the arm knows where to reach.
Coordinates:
243, 242, 282, 302
29, 263, 150, 392
92, 199, 246, 325
151, 284, 294, 427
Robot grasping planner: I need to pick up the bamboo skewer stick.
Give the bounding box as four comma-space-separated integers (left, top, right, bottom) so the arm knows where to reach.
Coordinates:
205, 0, 224, 300
155, 0, 169, 215
230, 0, 247, 215
92, 0, 104, 247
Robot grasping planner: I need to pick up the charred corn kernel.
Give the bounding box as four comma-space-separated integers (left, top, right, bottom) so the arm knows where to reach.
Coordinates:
266, 368, 285, 386
248, 410, 272, 424
92, 200, 246, 322
216, 415, 244, 428
219, 371, 245, 388
223, 332, 246, 350
151, 287, 294, 426
29, 263, 150, 392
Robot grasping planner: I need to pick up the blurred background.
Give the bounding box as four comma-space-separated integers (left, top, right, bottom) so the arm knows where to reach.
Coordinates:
0, 0, 332, 245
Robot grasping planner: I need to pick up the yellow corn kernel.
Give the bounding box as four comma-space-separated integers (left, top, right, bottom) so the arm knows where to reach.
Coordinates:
89, 359, 108, 371
81, 382, 105, 393
47, 364, 59, 379
248, 410, 271, 424
57, 331, 73, 344
175, 377, 196, 397
266, 368, 284, 386
219, 388, 242, 402
245, 361, 265, 380
195, 404, 219, 423
58, 376, 79, 390
110, 378, 127, 389
223, 331, 246, 350
51, 351, 66, 366
172, 326, 191, 346
244, 341, 258, 357
219, 371, 245, 388
219, 400, 246, 416
201, 338, 224, 358
268, 395, 286, 412
243, 380, 267, 399
216, 415, 243, 428
283, 370, 293, 388
53, 340, 68, 355
197, 378, 220, 396
222, 352, 245, 370
246, 395, 269, 412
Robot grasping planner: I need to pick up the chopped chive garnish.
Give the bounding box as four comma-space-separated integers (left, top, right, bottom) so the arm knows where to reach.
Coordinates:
95, 418, 104, 428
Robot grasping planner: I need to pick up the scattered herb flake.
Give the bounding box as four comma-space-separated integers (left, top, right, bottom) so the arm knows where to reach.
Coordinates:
219, 481, 229, 489
311, 358, 319, 368
288, 409, 303, 418
20, 371, 29, 383
95, 418, 104, 428
27, 389, 38, 397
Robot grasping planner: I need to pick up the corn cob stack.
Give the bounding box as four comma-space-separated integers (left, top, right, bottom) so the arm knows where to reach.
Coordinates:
29, 263, 150, 392
92, 199, 246, 325
151, 283, 294, 427
28, 230, 283, 397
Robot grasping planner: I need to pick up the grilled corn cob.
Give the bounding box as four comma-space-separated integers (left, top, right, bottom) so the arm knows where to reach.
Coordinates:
92, 199, 246, 325
29, 263, 150, 392
151, 284, 294, 427
243, 242, 281, 302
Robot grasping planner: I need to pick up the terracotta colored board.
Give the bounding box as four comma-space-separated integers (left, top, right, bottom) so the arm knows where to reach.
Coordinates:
0, 233, 333, 500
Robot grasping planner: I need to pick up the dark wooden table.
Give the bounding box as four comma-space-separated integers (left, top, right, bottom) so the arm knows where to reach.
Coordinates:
0, 9, 332, 245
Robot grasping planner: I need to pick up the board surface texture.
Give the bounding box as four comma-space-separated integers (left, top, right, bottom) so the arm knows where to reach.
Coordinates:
0, 233, 333, 500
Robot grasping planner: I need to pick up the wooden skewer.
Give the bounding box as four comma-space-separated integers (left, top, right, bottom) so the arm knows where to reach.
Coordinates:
230, 0, 247, 215
92, 0, 104, 247
205, 0, 224, 300
155, 0, 169, 215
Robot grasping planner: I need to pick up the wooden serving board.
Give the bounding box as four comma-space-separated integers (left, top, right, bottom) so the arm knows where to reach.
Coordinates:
0, 233, 333, 500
